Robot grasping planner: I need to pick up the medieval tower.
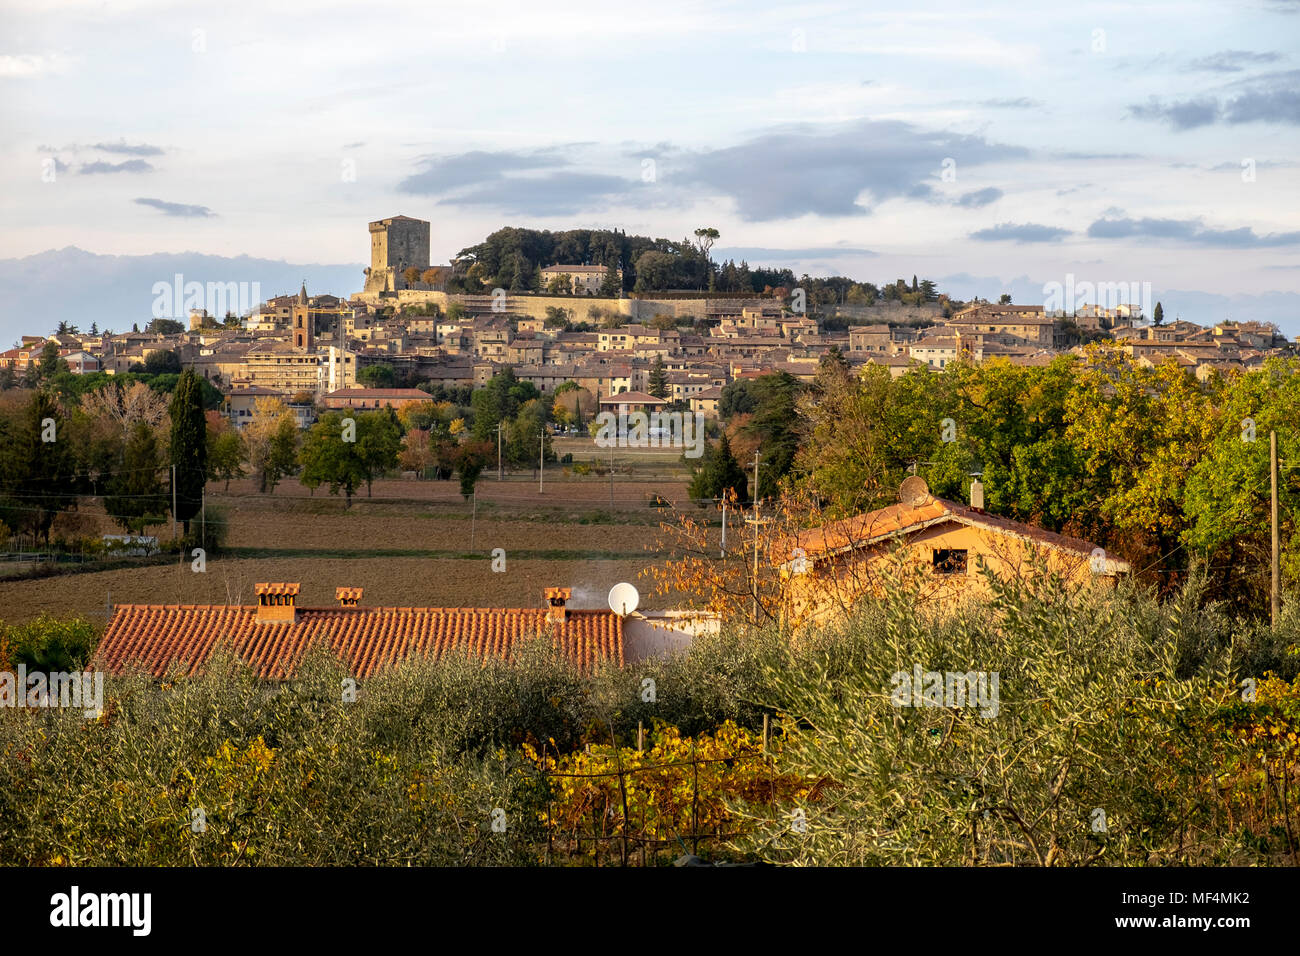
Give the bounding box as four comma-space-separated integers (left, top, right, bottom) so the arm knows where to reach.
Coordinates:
364, 215, 431, 293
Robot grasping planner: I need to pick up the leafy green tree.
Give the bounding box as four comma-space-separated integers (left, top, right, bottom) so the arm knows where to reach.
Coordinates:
244, 402, 299, 493
356, 408, 402, 496
544, 306, 571, 328
505, 399, 552, 469
471, 369, 540, 442
145, 318, 184, 335
719, 380, 757, 420
4, 615, 98, 670
104, 421, 168, 535
820, 346, 849, 376
36, 340, 68, 384
600, 264, 621, 296
358, 363, 397, 388
454, 441, 493, 499
168, 369, 207, 534
299, 412, 368, 507
694, 227, 720, 290
1183, 357, 1300, 611
689, 432, 749, 504
206, 420, 245, 490
744, 371, 802, 499
0, 392, 79, 544
143, 349, 183, 375
1153, 302, 1164, 326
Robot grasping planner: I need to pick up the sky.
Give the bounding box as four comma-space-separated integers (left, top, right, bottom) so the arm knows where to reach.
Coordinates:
1, 0, 1298, 326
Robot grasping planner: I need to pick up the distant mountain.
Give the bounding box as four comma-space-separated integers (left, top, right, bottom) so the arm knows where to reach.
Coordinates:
0, 247, 363, 343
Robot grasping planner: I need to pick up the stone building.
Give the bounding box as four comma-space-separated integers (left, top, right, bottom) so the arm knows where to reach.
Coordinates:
363, 215, 431, 293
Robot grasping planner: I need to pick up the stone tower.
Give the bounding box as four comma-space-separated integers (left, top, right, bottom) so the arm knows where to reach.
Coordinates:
364, 215, 430, 293
292, 281, 313, 350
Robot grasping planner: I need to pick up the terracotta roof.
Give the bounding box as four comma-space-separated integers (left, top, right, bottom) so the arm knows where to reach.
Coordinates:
97, 604, 624, 678
790, 496, 1129, 573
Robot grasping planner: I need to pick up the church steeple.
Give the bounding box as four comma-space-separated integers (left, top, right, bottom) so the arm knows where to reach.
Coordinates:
292, 279, 313, 351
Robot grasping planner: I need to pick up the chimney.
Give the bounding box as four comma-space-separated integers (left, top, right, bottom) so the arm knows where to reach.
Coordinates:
255, 582, 300, 624
544, 587, 571, 625
969, 478, 984, 510
336, 586, 363, 608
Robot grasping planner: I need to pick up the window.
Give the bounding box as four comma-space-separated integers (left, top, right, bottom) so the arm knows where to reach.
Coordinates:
933, 548, 968, 575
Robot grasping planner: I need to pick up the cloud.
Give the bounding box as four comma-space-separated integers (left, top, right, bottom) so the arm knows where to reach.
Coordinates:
91, 141, 165, 156
398, 149, 563, 194
977, 97, 1041, 108
1130, 72, 1300, 127
398, 121, 1027, 222
969, 222, 1070, 242
80, 159, 154, 174
677, 119, 1028, 221
1207, 159, 1295, 170
134, 198, 216, 218
1129, 98, 1221, 128
1054, 151, 1142, 160
1187, 50, 1283, 72
434, 172, 638, 217
0, 54, 69, 78
1087, 216, 1300, 247
713, 246, 877, 261
1223, 87, 1300, 123
955, 187, 1002, 208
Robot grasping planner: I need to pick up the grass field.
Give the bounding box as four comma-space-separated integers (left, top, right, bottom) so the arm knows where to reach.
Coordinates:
0, 474, 699, 623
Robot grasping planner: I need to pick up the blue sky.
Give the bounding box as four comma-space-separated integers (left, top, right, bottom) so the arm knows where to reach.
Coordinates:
1, 0, 1297, 324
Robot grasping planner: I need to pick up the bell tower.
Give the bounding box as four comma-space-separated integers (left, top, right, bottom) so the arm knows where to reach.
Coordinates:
292, 280, 313, 350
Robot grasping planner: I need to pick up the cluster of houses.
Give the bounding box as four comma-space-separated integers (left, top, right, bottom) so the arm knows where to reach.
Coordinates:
5, 214, 1291, 429
9, 285, 1291, 433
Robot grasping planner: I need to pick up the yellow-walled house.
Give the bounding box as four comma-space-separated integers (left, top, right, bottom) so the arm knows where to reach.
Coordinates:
781, 480, 1129, 627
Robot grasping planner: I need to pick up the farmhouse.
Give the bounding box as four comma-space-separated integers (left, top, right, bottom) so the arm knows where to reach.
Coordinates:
783, 479, 1129, 626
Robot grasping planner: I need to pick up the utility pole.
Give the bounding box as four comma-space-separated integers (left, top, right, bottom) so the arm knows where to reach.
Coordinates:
171, 464, 177, 542
496, 422, 504, 480
1272, 430, 1280, 627
720, 495, 727, 556
609, 447, 615, 512
749, 452, 762, 625
539, 427, 545, 494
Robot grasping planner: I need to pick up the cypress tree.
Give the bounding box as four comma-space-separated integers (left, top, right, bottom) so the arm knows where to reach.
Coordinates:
648, 356, 669, 399
168, 369, 208, 534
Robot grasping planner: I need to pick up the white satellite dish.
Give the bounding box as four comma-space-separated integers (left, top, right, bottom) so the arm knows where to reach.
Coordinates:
608, 582, 640, 617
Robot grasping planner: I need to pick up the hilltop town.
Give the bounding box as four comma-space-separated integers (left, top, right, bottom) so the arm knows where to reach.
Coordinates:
4, 214, 1291, 425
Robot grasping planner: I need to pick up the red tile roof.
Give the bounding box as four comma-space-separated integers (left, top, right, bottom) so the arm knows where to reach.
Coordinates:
97, 604, 624, 678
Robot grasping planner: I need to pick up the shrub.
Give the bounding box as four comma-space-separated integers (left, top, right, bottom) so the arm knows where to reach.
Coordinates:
3, 615, 100, 670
